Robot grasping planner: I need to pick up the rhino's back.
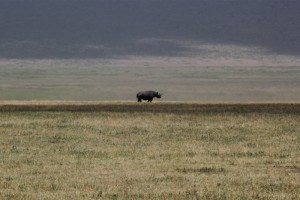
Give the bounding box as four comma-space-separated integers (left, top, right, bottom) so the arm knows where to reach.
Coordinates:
137, 90, 156, 98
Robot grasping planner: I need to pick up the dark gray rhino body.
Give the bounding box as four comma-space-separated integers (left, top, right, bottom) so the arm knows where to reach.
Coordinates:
136, 91, 162, 102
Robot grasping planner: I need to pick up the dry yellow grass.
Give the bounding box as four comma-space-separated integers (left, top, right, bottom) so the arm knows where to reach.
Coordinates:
0, 102, 299, 199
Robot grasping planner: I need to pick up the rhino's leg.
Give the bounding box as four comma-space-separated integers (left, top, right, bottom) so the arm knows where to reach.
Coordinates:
148, 98, 153, 102
138, 98, 142, 102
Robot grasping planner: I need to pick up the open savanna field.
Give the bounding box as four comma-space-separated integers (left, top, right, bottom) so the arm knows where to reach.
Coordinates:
1, 58, 300, 101
0, 102, 299, 199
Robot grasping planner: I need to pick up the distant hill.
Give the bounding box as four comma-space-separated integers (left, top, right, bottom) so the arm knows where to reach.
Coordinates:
1, 0, 300, 59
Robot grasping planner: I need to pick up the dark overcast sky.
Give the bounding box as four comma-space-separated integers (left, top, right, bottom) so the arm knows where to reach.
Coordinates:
1, 0, 300, 59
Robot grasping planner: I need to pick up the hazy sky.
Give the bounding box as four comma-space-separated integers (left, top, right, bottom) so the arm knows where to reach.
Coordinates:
1, 0, 300, 59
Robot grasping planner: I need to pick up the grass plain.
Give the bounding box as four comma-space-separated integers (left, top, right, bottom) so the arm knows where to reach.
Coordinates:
1, 58, 300, 101
0, 102, 299, 199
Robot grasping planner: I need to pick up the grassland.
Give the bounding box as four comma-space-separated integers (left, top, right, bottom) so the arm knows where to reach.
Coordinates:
1, 58, 300, 101
0, 102, 299, 199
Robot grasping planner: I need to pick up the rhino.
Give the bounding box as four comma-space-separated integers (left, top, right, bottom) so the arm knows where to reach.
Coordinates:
136, 90, 162, 102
